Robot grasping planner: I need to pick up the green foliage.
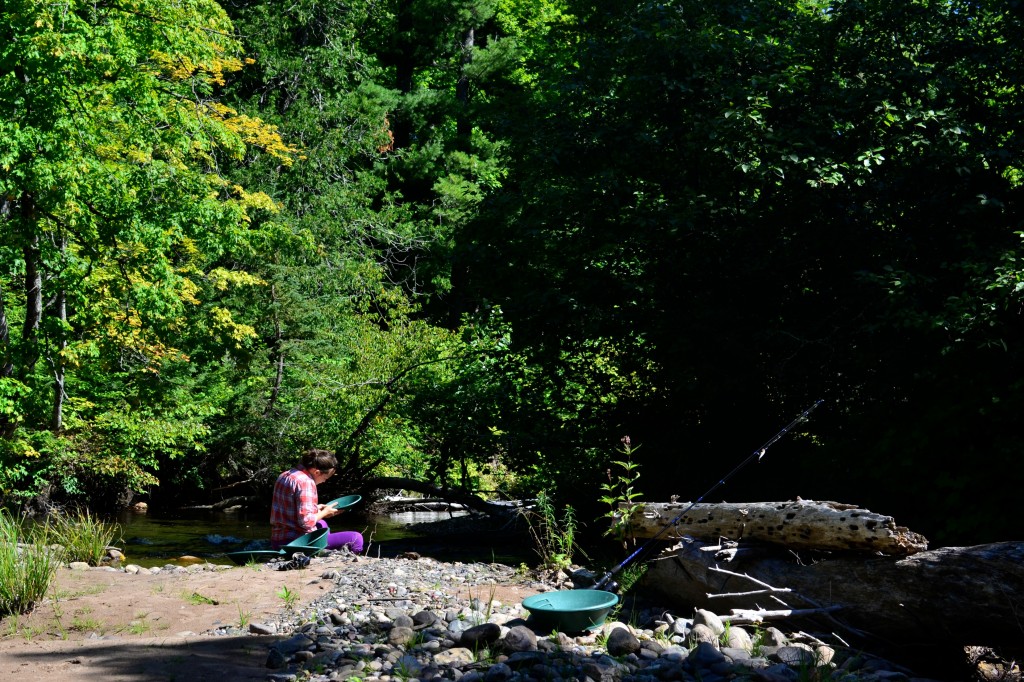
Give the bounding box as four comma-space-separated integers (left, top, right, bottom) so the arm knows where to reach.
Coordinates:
35, 509, 121, 567
522, 489, 582, 570
616, 563, 648, 595
750, 624, 768, 658
0, 0, 1021, 548
461, 0, 1024, 542
277, 585, 299, 609
183, 591, 218, 606
599, 436, 644, 549
0, 510, 62, 617
0, 0, 296, 505
236, 604, 252, 630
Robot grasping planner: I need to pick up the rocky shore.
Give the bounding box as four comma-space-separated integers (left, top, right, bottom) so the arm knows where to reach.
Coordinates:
107, 549, 957, 682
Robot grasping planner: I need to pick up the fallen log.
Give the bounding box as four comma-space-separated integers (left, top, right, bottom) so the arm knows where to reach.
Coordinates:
180, 495, 252, 511
623, 499, 928, 555
641, 537, 1024, 651
383, 498, 468, 512
363, 477, 516, 517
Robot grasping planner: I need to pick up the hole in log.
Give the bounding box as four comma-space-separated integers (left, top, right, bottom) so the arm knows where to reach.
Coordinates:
849, 525, 859, 531
865, 521, 878, 530
785, 513, 797, 520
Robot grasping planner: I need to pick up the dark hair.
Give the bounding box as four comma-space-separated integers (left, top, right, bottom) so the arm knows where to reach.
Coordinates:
301, 449, 338, 472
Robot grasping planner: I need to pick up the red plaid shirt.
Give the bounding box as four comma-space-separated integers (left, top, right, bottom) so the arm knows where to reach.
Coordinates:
270, 468, 319, 548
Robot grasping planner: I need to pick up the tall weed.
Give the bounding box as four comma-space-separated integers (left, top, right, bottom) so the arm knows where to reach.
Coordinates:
522, 490, 582, 570
36, 509, 121, 566
0, 511, 63, 617
599, 435, 643, 550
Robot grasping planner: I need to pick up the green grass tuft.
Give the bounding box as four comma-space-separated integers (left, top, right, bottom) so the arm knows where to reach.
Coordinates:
0, 510, 63, 617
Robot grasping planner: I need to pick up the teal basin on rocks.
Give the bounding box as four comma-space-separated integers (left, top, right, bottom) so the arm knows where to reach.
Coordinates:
521, 589, 620, 633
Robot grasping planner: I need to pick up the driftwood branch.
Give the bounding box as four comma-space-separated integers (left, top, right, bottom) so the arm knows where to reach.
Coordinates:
212, 478, 259, 492
707, 565, 781, 589
643, 536, 1024, 650
703, 561, 867, 637
706, 588, 784, 599
723, 606, 844, 625
625, 499, 928, 555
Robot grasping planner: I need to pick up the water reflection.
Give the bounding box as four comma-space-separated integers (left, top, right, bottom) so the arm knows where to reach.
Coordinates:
112, 509, 532, 568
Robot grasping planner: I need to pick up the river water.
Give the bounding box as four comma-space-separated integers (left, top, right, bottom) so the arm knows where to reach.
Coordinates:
113, 509, 536, 568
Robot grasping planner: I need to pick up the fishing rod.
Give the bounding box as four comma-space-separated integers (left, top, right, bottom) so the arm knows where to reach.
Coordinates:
591, 399, 824, 591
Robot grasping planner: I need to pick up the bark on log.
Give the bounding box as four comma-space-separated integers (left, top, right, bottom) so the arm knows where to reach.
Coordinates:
625, 499, 928, 556
642, 537, 1024, 650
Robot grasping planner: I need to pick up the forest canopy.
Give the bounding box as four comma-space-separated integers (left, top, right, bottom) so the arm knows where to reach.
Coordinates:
1, 0, 1021, 546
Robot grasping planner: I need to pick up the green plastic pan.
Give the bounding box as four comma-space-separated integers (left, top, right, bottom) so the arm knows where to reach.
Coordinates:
283, 526, 328, 551
521, 590, 619, 633
323, 494, 362, 510
280, 544, 324, 558
225, 549, 285, 565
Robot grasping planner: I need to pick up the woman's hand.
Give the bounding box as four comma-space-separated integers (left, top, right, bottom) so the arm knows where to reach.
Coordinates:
318, 502, 341, 519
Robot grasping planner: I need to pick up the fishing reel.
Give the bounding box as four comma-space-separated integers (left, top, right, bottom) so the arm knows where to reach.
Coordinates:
571, 568, 620, 593
592, 570, 621, 593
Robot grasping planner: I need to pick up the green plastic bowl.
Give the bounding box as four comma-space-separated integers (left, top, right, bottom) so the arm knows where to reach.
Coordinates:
283, 526, 328, 551
225, 549, 285, 565
280, 544, 324, 558
521, 589, 620, 633
324, 494, 362, 510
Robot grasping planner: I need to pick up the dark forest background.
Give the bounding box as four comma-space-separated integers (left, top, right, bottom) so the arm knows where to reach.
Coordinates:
2, 0, 1022, 547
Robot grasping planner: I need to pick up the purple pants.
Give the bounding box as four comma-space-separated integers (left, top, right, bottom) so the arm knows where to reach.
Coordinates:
316, 520, 364, 553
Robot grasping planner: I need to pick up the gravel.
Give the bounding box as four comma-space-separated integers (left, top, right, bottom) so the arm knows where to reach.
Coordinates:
176, 550, 951, 682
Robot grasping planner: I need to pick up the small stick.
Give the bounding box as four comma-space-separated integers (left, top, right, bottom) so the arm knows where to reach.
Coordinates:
722, 605, 843, 624
708, 563, 867, 637
707, 565, 779, 589
707, 587, 791, 599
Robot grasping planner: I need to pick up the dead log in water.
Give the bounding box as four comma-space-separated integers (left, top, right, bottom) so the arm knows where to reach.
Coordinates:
623, 499, 929, 555
180, 495, 252, 511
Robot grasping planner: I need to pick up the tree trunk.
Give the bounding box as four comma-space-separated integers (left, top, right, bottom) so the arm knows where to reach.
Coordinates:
456, 27, 474, 144
0, 273, 13, 437
50, 280, 67, 432
263, 285, 284, 417
21, 212, 42, 382
391, 0, 415, 150
0, 280, 12, 379
624, 499, 928, 555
